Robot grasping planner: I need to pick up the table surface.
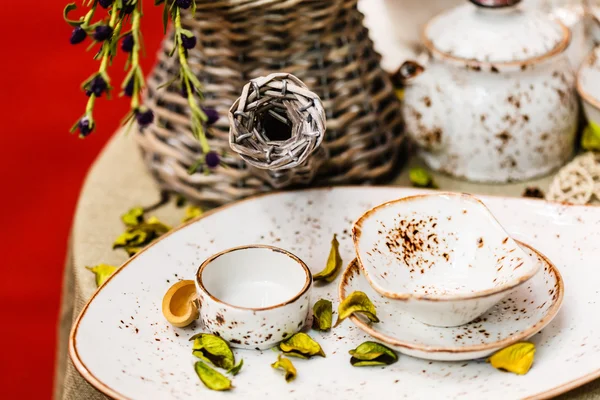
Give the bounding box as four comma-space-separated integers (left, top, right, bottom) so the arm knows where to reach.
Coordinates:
54, 1, 600, 397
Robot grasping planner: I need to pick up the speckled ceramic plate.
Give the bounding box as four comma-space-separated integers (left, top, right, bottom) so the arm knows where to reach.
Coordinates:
339, 241, 563, 361
70, 187, 600, 400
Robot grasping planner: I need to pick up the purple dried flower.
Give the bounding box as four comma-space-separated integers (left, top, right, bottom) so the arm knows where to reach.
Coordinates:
122, 1, 136, 14
176, 0, 192, 9
136, 108, 154, 127
202, 107, 219, 125
70, 27, 87, 45
98, 0, 112, 9
124, 79, 134, 97
205, 151, 220, 168
78, 117, 94, 137
121, 33, 134, 52
94, 25, 113, 41
181, 34, 197, 50
88, 76, 108, 97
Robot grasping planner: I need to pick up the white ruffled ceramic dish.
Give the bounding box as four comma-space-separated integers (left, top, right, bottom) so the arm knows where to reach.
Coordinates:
339, 240, 563, 361
70, 187, 600, 400
353, 193, 540, 326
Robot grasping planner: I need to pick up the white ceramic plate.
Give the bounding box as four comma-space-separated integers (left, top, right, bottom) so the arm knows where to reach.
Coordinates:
70, 187, 600, 400
339, 240, 563, 361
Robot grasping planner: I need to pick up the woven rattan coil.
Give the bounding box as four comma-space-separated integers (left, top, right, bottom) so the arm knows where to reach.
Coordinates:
229, 73, 326, 171
136, 0, 405, 205
547, 152, 600, 204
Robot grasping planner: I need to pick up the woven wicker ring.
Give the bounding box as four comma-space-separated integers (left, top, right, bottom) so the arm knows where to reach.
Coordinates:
228, 73, 326, 171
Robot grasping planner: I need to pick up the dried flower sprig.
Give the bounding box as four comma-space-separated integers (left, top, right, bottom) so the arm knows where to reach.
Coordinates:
65, 0, 221, 174
157, 0, 222, 173
65, 0, 145, 137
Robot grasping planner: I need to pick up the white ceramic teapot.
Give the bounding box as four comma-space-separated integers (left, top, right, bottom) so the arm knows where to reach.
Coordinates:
398, 0, 579, 183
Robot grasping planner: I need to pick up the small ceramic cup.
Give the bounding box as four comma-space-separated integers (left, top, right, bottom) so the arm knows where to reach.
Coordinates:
195, 245, 312, 350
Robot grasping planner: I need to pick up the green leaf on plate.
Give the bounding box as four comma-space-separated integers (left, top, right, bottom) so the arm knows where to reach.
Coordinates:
312, 299, 333, 331
194, 361, 232, 391
271, 355, 297, 382
227, 359, 243, 376
279, 332, 325, 358
488, 342, 535, 375
191, 333, 236, 370
334, 291, 379, 327
349, 341, 398, 367
313, 234, 342, 283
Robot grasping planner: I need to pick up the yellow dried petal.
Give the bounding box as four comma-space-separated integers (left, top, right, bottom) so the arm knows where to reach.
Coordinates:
271, 355, 297, 382
349, 341, 398, 367
182, 205, 203, 223
279, 332, 325, 358
194, 361, 232, 391
190, 333, 235, 370
409, 167, 437, 189
582, 121, 600, 151
312, 299, 333, 331
85, 264, 117, 287
227, 359, 243, 376
121, 207, 144, 226
334, 291, 379, 327
313, 234, 343, 283
488, 342, 536, 375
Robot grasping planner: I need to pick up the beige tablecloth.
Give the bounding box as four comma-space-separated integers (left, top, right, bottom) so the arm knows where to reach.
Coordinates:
54, 132, 600, 399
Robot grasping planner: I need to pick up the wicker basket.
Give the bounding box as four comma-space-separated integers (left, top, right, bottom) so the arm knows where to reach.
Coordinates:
137, 0, 405, 205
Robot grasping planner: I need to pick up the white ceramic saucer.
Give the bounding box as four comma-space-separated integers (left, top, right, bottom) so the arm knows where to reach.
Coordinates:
339, 242, 563, 361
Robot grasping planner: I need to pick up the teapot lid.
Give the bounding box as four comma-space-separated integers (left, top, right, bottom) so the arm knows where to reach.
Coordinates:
423, 0, 570, 68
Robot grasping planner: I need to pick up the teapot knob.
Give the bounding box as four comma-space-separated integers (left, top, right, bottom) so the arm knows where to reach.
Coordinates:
468, 0, 521, 7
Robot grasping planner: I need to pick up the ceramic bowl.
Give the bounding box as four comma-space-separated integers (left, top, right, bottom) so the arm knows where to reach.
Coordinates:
195, 245, 312, 349
339, 243, 563, 361
578, 46, 600, 129
352, 193, 540, 326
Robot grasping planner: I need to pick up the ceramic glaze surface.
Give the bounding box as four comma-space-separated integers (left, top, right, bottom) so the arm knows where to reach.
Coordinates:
425, 4, 565, 63
402, 57, 578, 182
340, 247, 562, 361
195, 246, 311, 350
353, 194, 539, 326
578, 46, 600, 125
71, 188, 600, 400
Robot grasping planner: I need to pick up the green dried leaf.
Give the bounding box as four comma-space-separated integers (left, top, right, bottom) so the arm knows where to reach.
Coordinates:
312, 299, 333, 331
227, 359, 243, 376
334, 291, 379, 327
162, 2, 170, 34
182, 205, 203, 223
113, 216, 171, 254
349, 341, 398, 367
409, 167, 437, 189
271, 355, 297, 382
113, 230, 148, 249
194, 361, 232, 391
121, 207, 144, 226
191, 333, 236, 370
85, 264, 117, 287
279, 332, 325, 358
313, 234, 342, 283
488, 342, 536, 375
582, 121, 600, 151
63, 3, 85, 27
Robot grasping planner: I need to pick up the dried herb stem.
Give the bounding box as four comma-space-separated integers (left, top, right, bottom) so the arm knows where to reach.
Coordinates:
174, 7, 209, 153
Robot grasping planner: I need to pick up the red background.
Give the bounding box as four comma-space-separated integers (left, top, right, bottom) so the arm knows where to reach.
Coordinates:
0, 2, 163, 397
